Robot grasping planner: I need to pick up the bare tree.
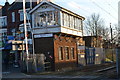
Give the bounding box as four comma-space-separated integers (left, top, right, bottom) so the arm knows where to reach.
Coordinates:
112, 24, 120, 45
84, 13, 109, 40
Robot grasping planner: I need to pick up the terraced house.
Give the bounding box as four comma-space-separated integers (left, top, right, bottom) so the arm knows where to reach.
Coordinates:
0, 1, 10, 47
29, 0, 85, 71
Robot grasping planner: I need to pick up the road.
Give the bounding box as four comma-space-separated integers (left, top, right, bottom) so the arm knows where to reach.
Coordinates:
1, 63, 119, 80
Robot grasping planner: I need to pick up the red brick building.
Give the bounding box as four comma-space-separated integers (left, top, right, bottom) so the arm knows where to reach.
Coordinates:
7, 0, 40, 36
30, 1, 85, 71
0, 1, 10, 43
83, 36, 103, 48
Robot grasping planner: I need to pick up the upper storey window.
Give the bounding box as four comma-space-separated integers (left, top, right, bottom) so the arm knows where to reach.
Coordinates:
62, 12, 82, 31
19, 9, 30, 21
0, 16, 7, 27
34, 11, 59, 27
12, 12, 15, 22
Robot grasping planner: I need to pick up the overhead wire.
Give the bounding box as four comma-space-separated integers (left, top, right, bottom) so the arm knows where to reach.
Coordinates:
104, 0, 117, 12
90, 0, 117, 21
60, 0, 91, 17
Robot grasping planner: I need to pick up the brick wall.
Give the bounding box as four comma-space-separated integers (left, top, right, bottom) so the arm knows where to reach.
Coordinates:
54, 34, 77, 71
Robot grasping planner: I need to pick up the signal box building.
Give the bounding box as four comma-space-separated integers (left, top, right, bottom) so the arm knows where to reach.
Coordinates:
29, 1, 85, 71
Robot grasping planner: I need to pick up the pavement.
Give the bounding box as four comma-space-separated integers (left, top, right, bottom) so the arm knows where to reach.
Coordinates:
1, 64, 120, 80
2, 70, 120, 80
2, 70, 100, 80
1, 66, 99, 80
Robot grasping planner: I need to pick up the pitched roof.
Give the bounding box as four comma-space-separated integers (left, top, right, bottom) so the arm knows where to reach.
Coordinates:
29, 1, 85, 20
8, 2, 37, 11
2, 2, 10, 16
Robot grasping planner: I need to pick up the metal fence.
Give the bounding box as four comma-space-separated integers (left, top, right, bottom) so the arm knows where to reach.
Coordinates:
85, 47, 105, 65
20, 54, 46, 73
104, 49, 116, 62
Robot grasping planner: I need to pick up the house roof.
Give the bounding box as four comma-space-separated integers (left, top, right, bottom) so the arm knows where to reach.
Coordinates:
29, 1, 85, 20
8, 1, 37, 11
8, 2, 29, 10
2, 2, 10, 16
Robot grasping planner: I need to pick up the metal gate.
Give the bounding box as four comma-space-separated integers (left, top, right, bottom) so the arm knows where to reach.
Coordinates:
85, 47, 95, 65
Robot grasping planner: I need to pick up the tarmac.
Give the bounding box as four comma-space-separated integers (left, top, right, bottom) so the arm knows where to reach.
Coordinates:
1, 64, 120, 80
2, 70, 100, 80
2, 70, 120, 80
1, 66, 100, 80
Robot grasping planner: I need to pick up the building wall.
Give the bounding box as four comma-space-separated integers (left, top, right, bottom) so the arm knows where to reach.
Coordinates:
0, 2, 9, 44
7, 10, 21, 35
34, 37, 55, 70
54, 34, 77, 71
7, 2, 38, 35
31, 2, 83, 37
34, 34, 78, 71
83, 36, 103, 48
30, 1, 85, 71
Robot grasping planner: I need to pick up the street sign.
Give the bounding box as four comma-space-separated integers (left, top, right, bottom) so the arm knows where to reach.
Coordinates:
12, 41, 25, 50
34, 34, 53, 38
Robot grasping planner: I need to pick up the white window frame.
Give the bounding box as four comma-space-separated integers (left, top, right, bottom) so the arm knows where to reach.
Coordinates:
19, 9, 30, 21
20, 11, 24, 21
70, 47, 75, 59
58, 46, 64, 60
12, 12, 15, 22
65, 46, 69, 60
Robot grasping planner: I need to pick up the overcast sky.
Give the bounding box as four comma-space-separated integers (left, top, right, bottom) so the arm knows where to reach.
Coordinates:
0, 0, 119, 28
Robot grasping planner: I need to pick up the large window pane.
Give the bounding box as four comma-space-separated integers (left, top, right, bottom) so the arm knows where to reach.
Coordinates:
58, 47, 63, 60
71, 47, 75, 59
12, 12, 15, 22
34, 11, 59, 27
75, 17, 77, 29
65, 47, 69, 60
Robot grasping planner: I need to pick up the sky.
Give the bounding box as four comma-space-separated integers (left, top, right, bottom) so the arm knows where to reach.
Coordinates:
0, 0, 119, 28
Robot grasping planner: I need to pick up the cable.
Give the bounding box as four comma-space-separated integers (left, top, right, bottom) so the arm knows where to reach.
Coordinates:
104, 0, 117, 12
57, 0, 89, 17
108, 3, 117, 12
68, 1, 90, 15
90, 0, 117, 20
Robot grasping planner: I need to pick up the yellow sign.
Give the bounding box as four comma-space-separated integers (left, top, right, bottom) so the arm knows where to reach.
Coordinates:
12, 41, 25, 50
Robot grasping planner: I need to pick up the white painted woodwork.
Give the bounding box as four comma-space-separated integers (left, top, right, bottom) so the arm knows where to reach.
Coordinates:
30, 2, 84, 37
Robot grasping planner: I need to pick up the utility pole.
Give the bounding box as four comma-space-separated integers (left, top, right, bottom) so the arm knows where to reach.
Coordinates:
116, 46, 120, 78
117, 1, 120, 78
116, 28, 120, 78
95, 21, 98, 47
110, 23, 114, 62
23, 0, 29, 73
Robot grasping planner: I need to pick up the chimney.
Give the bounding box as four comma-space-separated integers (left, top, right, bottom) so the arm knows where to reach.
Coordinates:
5, 0, 9, 6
